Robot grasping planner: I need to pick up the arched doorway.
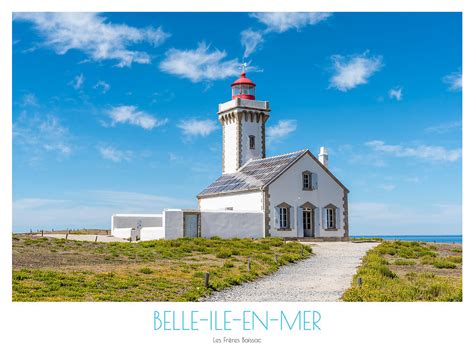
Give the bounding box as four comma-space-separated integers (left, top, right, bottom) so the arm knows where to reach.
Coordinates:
299, 202, 317, 237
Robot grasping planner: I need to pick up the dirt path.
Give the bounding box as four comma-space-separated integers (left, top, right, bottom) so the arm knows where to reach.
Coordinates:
205, 242, 378, 302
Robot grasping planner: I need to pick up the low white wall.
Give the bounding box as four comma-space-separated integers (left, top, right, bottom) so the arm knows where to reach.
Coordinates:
112, 228, 133, 239
163, 209, 183, 240
111, 214, 163, 229
200, 210, 264, 239
140, 227, 165, 241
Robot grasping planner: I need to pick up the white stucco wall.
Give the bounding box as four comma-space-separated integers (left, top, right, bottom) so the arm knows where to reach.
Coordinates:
240, 117, 263, 165
111, 214, 162, 229
163, 209, 184, 240
200, 210, 264, 238
140, 227, 165, 241
223, 121, 237, 174
268, 152, 346, 238
198, 191, 263, 211
112, 227, 133, 239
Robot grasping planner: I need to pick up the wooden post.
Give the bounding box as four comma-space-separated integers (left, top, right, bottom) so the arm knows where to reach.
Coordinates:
204, 272, 210, 288
247, 256, 251, 272
66, 229, 69, 239
41, 230, 43, 237
357, 277, 362, 287
301, 245, 304, 257
95, 235, 98, 242
274, 254, 278, 264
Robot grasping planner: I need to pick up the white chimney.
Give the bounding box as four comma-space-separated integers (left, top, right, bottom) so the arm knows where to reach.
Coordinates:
318, 146, 328, 167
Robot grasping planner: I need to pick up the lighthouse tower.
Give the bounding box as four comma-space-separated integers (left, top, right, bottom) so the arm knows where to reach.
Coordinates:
218, 71, 271, 174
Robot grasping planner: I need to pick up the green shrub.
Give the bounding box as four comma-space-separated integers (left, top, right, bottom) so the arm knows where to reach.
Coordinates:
216, 248, 233, 259
447, 255, 462, 264
223, 261, 234, 268
451, 248, 462, 253
393, 259, 416, 266
139, 267, 153, 274
432, 260, 457, 269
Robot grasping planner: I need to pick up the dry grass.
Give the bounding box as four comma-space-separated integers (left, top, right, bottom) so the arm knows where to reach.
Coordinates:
12, 234, 311, 302
343, 241, 462, 302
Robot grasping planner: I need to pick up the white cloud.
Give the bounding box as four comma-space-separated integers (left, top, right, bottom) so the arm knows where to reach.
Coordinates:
378, 184, 396, 191
107, 105, 168, 130
251, 12, 332, 33
267, 119, 297, 142
241, 29, 264, 58
13, 12, 170, 67
242, 13, 331, 58
388, 87, 403, 101
159, 42, 240, 82
168, 152, 182, 161
329, 53, 383, 92
13, 113, 73, 161
94, 80, 110, 93
177, 119, 219, 137
425, 121, 462, 134
70, 73, 85, 90
365, 140, 461, 162
21, 93, 38, 106
443, 71, 462, 91
99, 146, 132, 162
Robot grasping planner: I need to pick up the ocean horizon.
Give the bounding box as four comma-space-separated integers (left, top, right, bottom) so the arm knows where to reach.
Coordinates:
351, 235, 462, 244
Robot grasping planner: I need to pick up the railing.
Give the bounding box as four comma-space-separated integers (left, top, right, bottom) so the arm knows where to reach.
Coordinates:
218, 98, 269, 112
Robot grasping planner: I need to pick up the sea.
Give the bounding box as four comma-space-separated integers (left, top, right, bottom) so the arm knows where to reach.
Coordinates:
351, 235, 462, 244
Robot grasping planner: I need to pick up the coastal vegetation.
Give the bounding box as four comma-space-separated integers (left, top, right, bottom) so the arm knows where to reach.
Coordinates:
343, 241, 462, 302
12, 234, 311, 302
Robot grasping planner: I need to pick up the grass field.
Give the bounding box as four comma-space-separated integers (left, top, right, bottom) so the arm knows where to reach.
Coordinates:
12, 234, 311, 302
343, 241, 462, 302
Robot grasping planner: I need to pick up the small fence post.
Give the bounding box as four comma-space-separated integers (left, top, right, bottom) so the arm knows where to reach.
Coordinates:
274, 254, 278, 264
357, 277, 362, 287
95, 235, 98, 242
66, 229, 69, 239
301, 245, 304, 257
41, 230, 44, 237
204, 272, 210, 288
247, 256, 251, 272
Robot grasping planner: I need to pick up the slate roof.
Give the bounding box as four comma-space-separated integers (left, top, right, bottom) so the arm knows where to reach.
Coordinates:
197, 150, 308, 197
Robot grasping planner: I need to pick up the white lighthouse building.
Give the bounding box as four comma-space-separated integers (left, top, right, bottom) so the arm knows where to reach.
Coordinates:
111, 72, 349, 241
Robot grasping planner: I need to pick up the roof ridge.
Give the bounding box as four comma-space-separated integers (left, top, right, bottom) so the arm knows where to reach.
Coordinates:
241, 149, 307, 166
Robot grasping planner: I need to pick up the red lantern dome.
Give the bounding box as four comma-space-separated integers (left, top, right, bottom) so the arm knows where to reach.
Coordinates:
231, 72, 256, 100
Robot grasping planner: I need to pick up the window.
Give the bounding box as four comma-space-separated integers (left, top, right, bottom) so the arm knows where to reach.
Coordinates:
302, 172, 311, 190
249, 135, 255, 150
279, 207, 289, 229
326, 208, 335, 229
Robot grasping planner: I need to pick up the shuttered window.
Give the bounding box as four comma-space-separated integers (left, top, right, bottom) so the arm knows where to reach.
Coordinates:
326, 208, 335, 229
279, 207, 289, 229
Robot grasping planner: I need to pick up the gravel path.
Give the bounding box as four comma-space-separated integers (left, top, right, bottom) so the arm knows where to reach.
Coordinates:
205, 242, 378, 302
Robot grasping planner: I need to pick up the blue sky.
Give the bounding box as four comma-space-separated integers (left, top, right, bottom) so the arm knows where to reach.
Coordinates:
12, 12, 462, 235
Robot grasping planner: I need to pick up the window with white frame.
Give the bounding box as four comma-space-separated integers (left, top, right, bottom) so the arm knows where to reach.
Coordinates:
279, 207, 289, 229
326, 207, 336, 229
249, 135, 255, 150
302, 171, 312, 190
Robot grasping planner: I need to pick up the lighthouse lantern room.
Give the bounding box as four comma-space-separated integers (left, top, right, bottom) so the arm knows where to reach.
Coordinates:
231, 72, 256, 100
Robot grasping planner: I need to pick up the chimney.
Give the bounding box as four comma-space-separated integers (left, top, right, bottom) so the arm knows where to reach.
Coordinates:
318, 146, 328, 167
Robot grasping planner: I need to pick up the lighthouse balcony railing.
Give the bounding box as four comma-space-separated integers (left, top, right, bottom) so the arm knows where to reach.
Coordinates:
219, 99, 269, 113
